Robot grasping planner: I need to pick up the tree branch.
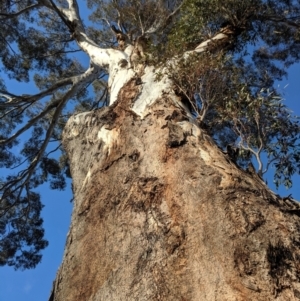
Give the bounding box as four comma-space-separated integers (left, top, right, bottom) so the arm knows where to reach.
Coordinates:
263, 15, 300, 29
254, 114, 265, 176
0, 3, 41, 20
0, 99, 61, 146
0, 76, 75, 108
145, 2, 183, 35
47, 0, 75, 33
0, 66, 100, 146
0, 65, 101, 201
45, 0, 128, 69
193, 30, 233, 54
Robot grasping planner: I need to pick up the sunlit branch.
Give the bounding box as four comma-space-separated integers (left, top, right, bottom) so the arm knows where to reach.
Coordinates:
194, 32, 230, 53
47, 0, 75, 33
115, 5, 124, 32
198, 99, 209, 122
231, 117, 260, 171
43, 0, 127, 70
235, 122, 264, 177
177, 27, 235, 62
138, 13, 145, 35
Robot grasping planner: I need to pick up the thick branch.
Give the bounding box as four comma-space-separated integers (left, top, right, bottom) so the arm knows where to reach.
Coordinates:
190, 29, 234, 56
47, 0, 75, 32
44, 0, 128, 70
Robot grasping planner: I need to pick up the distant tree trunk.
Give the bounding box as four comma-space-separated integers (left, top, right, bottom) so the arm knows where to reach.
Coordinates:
50, 77, 300, 301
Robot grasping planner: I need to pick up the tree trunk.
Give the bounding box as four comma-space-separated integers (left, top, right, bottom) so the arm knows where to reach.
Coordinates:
50, 77, 300, 301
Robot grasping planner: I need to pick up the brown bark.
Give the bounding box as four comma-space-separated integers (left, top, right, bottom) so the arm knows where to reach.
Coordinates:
51, 80, 300, 300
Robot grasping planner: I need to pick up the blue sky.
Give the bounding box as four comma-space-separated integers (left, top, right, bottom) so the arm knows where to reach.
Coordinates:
0, 186, 72, 301
1, 4, 300, 300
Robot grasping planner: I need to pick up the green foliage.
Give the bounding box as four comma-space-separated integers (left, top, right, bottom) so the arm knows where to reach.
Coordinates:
0, 0, 106, 269
164, 0, 300, 188
0, 191, 48, 270
0, 0, 300, 269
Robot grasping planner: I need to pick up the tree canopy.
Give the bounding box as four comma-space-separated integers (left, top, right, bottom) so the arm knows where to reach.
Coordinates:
0, 0, 300, 269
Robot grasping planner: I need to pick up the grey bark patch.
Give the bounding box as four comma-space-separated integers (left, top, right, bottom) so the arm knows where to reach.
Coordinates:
294, 289, 300, 299
118, 59, 128, 68
167, 122, 186, 147
128, 149, 140, 161
267, 241, 293, 279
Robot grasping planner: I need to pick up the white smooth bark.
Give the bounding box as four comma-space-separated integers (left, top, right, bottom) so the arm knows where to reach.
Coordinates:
40, 0, 233, 117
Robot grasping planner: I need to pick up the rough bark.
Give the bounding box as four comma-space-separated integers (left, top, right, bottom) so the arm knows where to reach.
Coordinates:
48, 78, 300, 301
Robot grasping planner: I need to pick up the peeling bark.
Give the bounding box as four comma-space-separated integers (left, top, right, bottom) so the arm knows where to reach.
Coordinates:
49, 78, 300, 301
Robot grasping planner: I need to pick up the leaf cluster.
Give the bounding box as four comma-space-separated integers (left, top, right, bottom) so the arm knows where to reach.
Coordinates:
164, 0, 300, 187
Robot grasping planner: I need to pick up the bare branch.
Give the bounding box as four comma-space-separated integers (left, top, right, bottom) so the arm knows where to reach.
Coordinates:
0, 3, 41, 20
198, 100, 209, 122
263, 157, 277, 175
181, 26, 236, 60
23, 65, 100, 181
92, 86, 109, 109
174, 83, 200, 116
0, 90, 18, 101
145, 1, 183, 34
47, 0, 75, 32
25, 48, 82, 60
1, 65, 101, 201
0, 66, 100, 146
0, 33, 18, 55
254, 113, 264, 176
0, 76, 75, 108
0, 99, 61, 146
262, 15, 300, 29
45, 143, 62, 157
0, 102, 33, 119
194, 33, 229, 53
138, 13, 145, 35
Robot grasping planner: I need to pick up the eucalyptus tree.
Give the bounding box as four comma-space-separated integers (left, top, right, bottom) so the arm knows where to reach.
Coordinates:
1, 0, 300, 299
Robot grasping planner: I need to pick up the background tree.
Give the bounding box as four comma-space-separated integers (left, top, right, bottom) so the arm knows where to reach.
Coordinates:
1, 1, 300, 299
